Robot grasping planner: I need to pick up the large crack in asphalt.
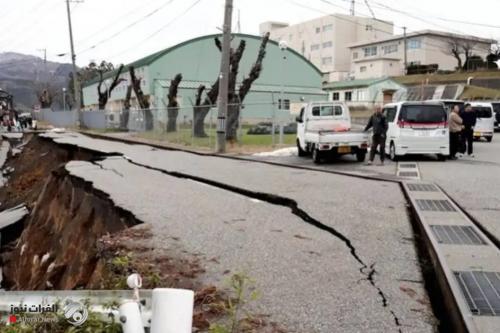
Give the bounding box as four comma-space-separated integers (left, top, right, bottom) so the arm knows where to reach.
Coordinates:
112, 156, 403, 331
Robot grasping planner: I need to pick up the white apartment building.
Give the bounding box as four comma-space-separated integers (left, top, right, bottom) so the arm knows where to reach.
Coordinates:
349, 30, 495, 79
260, 14, 394, 82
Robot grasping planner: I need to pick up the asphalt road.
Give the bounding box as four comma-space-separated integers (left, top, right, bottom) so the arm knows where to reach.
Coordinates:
249, 134, 500, 244
43, 132, 436, 333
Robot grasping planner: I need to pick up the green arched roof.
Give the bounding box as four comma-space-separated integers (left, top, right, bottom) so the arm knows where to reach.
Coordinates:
83, 33, 322, 87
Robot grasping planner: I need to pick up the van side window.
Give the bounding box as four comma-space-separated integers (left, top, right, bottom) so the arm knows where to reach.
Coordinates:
312, 106, 320, 116
383, 107, 397, 122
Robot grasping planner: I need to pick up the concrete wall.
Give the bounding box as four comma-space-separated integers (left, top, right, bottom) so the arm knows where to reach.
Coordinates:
38, 109, 78, 127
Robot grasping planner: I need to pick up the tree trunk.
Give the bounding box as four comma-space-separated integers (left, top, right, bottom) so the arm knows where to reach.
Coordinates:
193, 85, 208, 137
225, 102, 240, 141
129, 66, 153, 130
193, 105, 210, 137
167, 74, 182, 132
120, 85, 132, 130
167, 108, 179, 132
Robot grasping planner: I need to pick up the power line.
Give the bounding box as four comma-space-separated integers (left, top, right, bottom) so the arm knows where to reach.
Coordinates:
373, 0, 500, 29
76, 0, 177, 55
106, 0, 204, 61
75, 0, 162, 45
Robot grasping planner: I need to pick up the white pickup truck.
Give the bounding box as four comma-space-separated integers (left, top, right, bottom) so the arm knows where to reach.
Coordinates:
296, 102, 369, 164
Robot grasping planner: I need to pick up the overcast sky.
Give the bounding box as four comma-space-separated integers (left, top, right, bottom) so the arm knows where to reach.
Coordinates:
1, 0, 499, 66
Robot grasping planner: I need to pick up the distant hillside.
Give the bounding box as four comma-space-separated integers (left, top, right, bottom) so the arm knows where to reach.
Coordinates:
0, 52, 73, 110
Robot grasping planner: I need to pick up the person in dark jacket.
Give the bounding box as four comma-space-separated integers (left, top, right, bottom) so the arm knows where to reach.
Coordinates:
460, 103, 477, 157
364, 106, 388, 165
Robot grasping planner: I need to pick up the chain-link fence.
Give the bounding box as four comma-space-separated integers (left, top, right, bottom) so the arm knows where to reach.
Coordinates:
116, 102, 297, 151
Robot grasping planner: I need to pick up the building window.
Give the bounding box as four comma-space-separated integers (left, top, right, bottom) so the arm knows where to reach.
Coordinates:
357, 89, 367, 101
322, 57, 333, 65
323, 24, 333, 32
310, 44, 320, 51
365, 25, 373, 31
382, 44, 398, 54
363, 46, 377, 57
407, 39, 422, 49
315, 27, 320, 33
278, 99, 290, 110
322, 41, 332, 48
353, 52, 358, 59
332, 92, 340, 101
360, 66, 367, 72
345, 91, 352, 101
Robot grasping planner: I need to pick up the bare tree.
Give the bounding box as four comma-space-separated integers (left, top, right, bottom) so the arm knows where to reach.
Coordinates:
444, 38, 464, 70
192, 33, 270, 140
227, 33, 270, 140
34, 82, 60, 109
129, 66, 153, 130
193, 81, 219, 137
97, 64, 125, 109
166, 74, 183, 132
461, 41, 477, 71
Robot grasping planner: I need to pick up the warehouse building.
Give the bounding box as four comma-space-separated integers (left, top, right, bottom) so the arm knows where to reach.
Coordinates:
82, 33, 327, 126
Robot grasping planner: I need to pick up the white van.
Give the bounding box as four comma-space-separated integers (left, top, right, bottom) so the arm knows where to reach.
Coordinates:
470, 102, 494, 142
383, 102, 449, 161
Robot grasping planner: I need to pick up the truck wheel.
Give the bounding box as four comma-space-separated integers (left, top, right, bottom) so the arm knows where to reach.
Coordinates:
297, 139, 307, 156
312, 148, 322, 164
487, 136, 493, 142
390, 142, 399, 161
356, 150, 367, 162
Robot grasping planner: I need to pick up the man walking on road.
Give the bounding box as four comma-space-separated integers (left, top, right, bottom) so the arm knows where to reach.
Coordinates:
449, 105, 463, 160
364, 106, 388, 165
460, 103, 477, 157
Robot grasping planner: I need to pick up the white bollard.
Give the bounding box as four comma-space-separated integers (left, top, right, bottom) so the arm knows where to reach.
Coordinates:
150, 288, 194, 333
119, 301, 145, 333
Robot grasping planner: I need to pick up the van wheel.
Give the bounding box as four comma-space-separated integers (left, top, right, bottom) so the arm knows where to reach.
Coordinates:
312, 148, 322, 164
390, 142, 399, 161
297, 139, 307, 156
356, 150, 367, 162
486, 136, 493, 142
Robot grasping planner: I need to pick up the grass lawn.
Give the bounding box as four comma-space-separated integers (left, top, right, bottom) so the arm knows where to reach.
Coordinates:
135, 126, 295, 151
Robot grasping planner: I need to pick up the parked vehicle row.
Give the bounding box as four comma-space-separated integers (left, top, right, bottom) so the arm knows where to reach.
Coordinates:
296, 100, 495, 164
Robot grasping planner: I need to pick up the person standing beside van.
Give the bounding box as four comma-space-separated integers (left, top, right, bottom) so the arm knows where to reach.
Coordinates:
364, 106, 388, 165
460, 103, 477, 157
448, 105, 463, 160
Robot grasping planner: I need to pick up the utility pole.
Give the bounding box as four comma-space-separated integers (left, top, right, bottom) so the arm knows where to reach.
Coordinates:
37, 48, 47, 82
350, 0, 355, 16
216, 0, 233, 153
403, 27, 408, 75
66, 0, 81, 117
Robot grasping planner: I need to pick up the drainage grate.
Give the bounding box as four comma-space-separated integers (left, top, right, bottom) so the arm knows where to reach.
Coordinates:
399, 163, 417, 168
399, 171, 419, 177
430, 225, 486, 245
454, 271, 500, 316
407, 183, 438, 192
416, 199, 456, 212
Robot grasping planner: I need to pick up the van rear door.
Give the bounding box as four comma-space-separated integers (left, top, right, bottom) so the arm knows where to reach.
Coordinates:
397, 104, 447, 137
